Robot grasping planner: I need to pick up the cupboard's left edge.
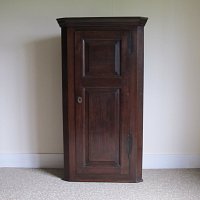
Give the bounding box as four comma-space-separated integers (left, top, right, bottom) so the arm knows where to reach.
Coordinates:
60, 27, 70, 180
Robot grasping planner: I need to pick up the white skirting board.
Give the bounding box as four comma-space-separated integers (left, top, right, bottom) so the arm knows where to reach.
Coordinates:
0, 154, 63, 168
143, 154, 200, 169
0, 154, 200, 168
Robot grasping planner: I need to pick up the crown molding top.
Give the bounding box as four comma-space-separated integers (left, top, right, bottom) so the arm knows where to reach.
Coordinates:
57, 17, 148, 28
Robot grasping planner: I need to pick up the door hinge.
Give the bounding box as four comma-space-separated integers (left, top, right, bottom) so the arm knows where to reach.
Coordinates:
127, 134, 133, 158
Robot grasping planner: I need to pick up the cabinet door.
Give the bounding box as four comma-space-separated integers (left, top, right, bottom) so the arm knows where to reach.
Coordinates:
75, 31, 133, 180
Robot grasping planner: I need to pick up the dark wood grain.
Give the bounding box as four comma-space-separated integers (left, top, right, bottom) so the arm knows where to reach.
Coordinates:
57, 17, 147, 182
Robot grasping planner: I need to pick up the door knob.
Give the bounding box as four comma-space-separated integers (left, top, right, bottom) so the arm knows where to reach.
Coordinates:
77, 96, 82, 104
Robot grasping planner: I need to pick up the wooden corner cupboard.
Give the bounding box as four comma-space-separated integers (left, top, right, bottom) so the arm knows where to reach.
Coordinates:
57, 17, 148, 182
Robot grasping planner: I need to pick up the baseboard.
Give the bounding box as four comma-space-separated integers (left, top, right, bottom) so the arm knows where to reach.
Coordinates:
0, 153, 200, 168
143, 154, 200, 169
0, 154, 64, 168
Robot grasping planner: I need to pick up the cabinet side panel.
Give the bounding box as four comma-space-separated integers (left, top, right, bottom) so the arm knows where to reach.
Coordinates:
136, 27, 144, 182
66, 28, 76, 180
127, 28, 144, 182
61, 28, 69, 180
62, 28, 76, 180
129, 27, 144, 182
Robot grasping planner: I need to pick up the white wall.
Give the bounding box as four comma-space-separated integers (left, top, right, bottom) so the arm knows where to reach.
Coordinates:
0, 0, 200, 168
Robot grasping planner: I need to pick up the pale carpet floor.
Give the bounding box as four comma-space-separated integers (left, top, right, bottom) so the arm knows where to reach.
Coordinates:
0, 169, 200, 200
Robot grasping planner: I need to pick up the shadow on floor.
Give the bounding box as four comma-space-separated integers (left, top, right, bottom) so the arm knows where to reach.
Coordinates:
39, 168, 64, 179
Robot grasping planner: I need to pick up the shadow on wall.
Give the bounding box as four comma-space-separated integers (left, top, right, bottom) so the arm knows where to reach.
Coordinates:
22, 37, 63, 154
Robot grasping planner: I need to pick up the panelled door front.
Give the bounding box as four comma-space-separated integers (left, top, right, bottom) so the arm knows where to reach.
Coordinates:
75, 30, 133, 180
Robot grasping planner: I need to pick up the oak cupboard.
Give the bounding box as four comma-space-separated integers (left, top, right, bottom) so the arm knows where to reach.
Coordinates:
57, 17, 148, 182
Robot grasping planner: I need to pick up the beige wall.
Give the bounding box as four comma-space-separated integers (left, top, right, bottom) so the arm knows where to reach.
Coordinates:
0, 0, 200, 156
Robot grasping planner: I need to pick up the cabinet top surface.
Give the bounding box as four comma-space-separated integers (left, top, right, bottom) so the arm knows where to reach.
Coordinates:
57, 17, 148, 28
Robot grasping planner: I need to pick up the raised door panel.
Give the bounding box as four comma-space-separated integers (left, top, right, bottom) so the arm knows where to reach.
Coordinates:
85, 88, 120, 167
83, 39, 120, 77
75, 31, 131, 179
